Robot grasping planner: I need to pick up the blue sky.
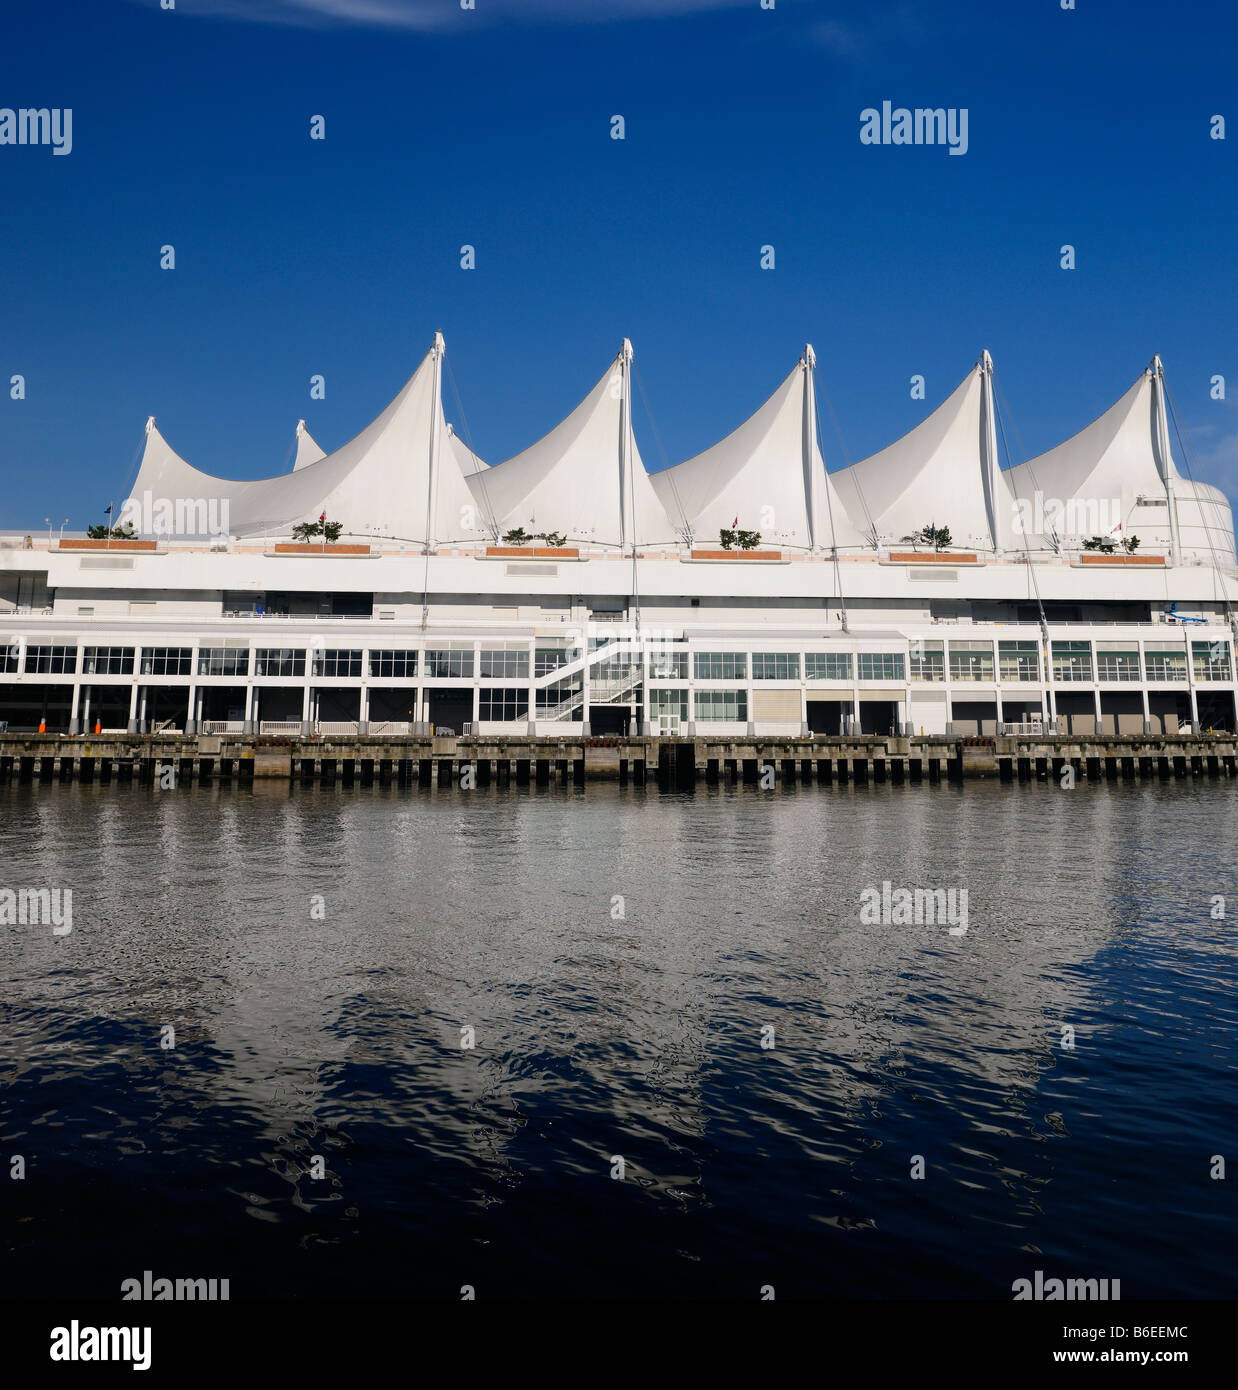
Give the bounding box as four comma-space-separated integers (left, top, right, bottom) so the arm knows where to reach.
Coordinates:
2, 0, 1236, 530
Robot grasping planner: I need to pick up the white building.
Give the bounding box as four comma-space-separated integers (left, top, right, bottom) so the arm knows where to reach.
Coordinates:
2, 336, 1235, 740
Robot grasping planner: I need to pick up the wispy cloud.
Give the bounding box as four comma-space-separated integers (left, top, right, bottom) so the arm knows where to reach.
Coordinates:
811, 3, 931, 59
134, 0, 754, 31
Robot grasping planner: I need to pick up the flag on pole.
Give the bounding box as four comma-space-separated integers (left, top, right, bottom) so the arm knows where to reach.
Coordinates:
731, 516, 738, 528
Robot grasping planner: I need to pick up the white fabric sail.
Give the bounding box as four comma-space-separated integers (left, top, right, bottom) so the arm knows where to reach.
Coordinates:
651, 351, 867, 551
292, 421, 325, 471
126, 343, 488, 544
832, 362, 1014, 551
1007, 363, 1236, 566
466, 348, 675, 548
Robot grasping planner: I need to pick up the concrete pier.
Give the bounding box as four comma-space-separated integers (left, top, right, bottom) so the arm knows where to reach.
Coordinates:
0, 731, 1236, 790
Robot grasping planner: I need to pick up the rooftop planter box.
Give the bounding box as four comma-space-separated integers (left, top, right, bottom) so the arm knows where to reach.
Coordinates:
1077, 553, 1166, 566
887, 550, 979, 564
59, 538, 158, 552
273, 543, 371, 555
690, 548, 783, 560
485, 545, 580, 558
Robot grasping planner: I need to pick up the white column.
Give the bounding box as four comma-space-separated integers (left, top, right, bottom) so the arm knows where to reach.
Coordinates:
1138, 638, 1151, 732
185, 681, 197, 735
803, 346, 818, 553
243, 684, 255, 735
357, 648, 370, 734
979, 351, 1002, 553
82, 685, 93, 733
1044, 637, 1057, 730
426, 332, 446, 552
128, 681, 139, 734
1185, 634, 1199, 730
301, 683, 312, 738
619, 339, 633, 555
69, 681, 81, 735
1151, 357, 1182, 568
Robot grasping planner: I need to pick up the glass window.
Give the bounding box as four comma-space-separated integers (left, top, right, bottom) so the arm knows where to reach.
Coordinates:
909, 641, 944, 682
693, 651, 747, 680
593, 657, 639, 684
479, 646, 530, 679
1193, 641, 1232, 681
1051, 641, 1093, 682
253, 648, 306, 678
24, 645, 78, 674
197, 647, 249, 677
694, 689, 748, 721
1095, 650, 1139, 681
752, 652, 800, 680
478, 687, 528, 721
424, 647, 474, 678
649, 688, 689, 722
535, 646, 572, 678
140, 647, 192, 676
83, 647, 135, 675
1, 643, 18, 675
805, 652, 852, 681
857, 652, 905, 681
948, 640, 994, 682
313, 649, 362, 678
647, 648, 688, 679
998, 641, 1040, 681
1144, 649, 1187, 681
369, 650, 418, 679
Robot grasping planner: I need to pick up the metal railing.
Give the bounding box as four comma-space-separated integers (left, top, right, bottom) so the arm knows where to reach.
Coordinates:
258, 720, 302, 735
222, 611, 357, 620
538, 688, 586, 720
201, 720, 244, 734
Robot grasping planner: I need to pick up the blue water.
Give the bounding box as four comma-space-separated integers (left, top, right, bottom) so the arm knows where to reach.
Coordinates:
1, 779, 1234, 1299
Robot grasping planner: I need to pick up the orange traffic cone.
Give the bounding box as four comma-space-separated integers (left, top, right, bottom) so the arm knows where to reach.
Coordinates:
38, 720, 47, 733
94, 720, 102, 735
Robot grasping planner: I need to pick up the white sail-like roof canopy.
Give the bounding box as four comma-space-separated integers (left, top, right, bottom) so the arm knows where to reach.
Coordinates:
466, 342, 675, 548
831, 355, 1016, 552
651, 348, 867, 552
291, 420, 325, 471
1006, 359, 1236, 567
125, 336, 489, 545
